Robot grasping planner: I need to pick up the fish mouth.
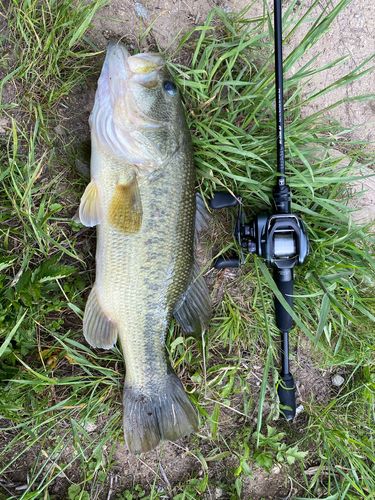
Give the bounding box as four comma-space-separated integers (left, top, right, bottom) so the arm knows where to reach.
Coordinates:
105, 41, 165, 103
106, 40, 165, 73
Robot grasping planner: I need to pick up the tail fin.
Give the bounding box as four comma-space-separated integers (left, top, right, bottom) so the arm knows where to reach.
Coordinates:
123, 372, 198, 454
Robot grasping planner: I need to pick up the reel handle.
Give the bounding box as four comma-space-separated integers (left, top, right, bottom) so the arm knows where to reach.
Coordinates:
214, 256, 240, 269
209, 192, 238, 210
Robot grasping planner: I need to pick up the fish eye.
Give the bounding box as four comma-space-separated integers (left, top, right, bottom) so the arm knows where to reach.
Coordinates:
163, 81, 177, 95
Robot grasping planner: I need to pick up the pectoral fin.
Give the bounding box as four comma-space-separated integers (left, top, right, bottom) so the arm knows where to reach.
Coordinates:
78, 180, 104, 227
173, 261, 211, 338
83, 284, 118, 349
108, 176, 143, 234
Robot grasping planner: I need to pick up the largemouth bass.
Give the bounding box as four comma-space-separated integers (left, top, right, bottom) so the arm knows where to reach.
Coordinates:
78, 41, 211, 454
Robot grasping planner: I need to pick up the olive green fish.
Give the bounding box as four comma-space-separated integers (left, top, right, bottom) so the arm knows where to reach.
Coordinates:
78, 41, 211, 454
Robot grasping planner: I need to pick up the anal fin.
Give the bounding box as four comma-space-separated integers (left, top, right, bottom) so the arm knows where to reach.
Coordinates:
173, 261, 211, 338
83, 284, 118, 349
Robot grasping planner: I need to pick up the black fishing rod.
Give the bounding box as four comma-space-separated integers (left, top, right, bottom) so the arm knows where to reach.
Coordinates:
209, 0, 309, 420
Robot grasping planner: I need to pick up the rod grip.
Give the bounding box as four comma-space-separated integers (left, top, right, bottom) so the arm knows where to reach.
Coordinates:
274, 277, 293, 332
278, 372, 296, 420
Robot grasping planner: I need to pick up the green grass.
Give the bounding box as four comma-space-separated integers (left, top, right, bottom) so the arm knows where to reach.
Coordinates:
5, 0, 107, 105
1, 0, 375, 498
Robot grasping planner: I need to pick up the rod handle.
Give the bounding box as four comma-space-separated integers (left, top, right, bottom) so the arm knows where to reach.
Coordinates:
278, 372, 296, 420
274, 275, 293, 332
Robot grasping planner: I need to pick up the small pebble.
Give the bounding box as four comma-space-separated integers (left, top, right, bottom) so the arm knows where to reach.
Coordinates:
215, 487, 223, 499
271, 464, 281, 474
134, 2, 147, 20
296, 404, 304, 415
223, 6, 231, 13
86, 421, 97, 432
0, 117, 10, 134
54, 124, 65, 136
332, 374, 345, 387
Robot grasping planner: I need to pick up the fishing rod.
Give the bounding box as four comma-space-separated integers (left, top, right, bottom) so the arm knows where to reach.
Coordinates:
209, 0, 309, 420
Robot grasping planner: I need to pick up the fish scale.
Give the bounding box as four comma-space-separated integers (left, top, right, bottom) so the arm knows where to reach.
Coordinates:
79, 42, 211, 454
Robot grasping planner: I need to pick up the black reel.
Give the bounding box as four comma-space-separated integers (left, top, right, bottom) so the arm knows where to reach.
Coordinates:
209, 191, 309, 270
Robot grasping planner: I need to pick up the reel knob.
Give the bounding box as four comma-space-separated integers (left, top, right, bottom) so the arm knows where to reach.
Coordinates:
214, 256, 240, 269
209, 192, 238, 209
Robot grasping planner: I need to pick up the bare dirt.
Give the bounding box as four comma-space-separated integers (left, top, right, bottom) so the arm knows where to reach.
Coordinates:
88, 0, 254, 53
286, 0, 375, 144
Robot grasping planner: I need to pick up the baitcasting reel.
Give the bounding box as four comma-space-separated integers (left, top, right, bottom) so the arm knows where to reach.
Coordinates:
209, 0, 310, 420
210, 190, 309, 271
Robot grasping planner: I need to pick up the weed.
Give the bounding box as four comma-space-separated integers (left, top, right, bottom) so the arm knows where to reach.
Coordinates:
115, 484, 146, 500
68, 484, 90, 500
252, 425, 308, 472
